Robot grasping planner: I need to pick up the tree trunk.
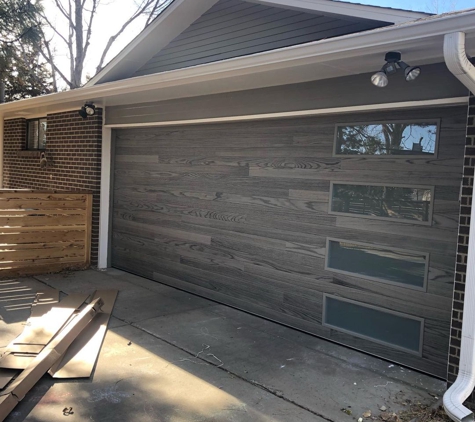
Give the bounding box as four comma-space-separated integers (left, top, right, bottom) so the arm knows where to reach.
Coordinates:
72, 0, 83, 88
0, 80, 5, 103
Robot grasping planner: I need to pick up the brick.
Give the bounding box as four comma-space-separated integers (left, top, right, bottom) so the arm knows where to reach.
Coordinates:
3, 110, 102, 265
448, 95, 475, 403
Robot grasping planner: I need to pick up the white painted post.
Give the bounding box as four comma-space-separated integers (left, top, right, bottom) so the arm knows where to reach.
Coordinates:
98, 123, 112, 269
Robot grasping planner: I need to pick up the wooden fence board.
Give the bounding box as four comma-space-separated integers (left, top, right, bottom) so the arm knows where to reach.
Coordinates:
0, 191, 92, 279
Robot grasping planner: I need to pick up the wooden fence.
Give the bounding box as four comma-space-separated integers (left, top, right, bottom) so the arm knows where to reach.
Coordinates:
0, 190, 92, 278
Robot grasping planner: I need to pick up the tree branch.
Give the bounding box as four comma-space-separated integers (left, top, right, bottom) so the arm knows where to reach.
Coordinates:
95, 0, 155, 74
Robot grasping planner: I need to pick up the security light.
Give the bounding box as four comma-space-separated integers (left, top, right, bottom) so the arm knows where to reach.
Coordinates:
79, 103, 96, 118
370, 71, 389, 87
399, 61, 421, 82
371, 52, 421, 87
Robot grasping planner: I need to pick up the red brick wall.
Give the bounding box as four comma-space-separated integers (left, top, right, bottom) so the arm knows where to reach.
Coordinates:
3, 109, 102, 265
448, 94, 474, 397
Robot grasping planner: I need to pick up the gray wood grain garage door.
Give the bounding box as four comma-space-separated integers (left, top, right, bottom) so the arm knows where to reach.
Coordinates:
111, 106, 466, 377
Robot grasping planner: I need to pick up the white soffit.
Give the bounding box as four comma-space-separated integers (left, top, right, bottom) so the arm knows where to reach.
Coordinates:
249, 0, 428, 23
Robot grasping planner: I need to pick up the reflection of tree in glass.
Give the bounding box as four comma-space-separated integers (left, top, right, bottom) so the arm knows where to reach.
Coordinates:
337, 123, 436, 155
332, 184, 431, 221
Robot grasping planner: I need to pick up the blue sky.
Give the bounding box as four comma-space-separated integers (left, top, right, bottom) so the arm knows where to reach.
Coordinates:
344, 0, 474, 13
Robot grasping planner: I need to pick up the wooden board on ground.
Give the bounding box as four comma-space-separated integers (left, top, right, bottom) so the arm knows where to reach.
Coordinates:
49, 290, 118, 379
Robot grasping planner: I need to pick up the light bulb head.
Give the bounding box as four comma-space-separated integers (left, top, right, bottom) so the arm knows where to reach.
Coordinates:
371, 70, 389, 88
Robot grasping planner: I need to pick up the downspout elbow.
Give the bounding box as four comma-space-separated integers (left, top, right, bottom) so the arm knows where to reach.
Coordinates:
443, 31, 475, 422
444, 32, 475, 94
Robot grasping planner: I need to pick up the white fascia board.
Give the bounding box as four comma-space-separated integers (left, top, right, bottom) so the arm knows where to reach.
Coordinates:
2, 9, 475, 117
85, 0, 220, 87
250, 0, 429, 24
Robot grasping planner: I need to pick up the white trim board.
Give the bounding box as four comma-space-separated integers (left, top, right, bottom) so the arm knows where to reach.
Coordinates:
105, 97, 468, 128
98, 124, 112, 269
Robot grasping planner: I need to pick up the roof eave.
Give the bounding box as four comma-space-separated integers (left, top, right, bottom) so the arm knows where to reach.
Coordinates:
1, 9, 474, 117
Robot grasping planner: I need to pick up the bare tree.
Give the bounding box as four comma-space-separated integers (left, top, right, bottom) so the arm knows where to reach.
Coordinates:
37, 0, 172, 90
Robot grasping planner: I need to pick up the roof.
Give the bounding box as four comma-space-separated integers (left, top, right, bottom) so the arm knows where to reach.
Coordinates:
85, 0, 429, 87
1, 6, 473, 120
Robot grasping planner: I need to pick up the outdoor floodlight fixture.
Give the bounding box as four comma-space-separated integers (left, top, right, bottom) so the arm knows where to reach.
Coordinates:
371, 51, 421, 88
79, 102, 96, 118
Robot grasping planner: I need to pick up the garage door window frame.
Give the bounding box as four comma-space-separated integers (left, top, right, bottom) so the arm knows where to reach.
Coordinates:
332, 119, 440, 158
325, 237, 430, 292
328, 181, 435, 226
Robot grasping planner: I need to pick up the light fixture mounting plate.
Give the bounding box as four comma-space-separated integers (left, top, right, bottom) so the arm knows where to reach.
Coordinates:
384, 51, 401, 63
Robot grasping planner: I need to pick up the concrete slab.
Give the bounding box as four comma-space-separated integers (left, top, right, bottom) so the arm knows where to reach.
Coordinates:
5, 324, 322, 422
0, 269, 449, 422
112, 288, 215, 324
35, 270, 139, 294
135, 306, 447, 422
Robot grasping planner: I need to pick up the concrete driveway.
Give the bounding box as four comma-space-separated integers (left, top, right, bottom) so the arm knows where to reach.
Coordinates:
1, 269, 446, 422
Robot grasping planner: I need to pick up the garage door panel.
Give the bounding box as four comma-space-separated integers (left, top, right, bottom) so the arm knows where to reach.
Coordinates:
112, 107, 466, 376
249, 166, 463, 187
335, 215, 457, 243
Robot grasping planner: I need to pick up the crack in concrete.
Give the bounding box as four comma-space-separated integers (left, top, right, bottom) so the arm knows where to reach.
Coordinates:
133, 322, 336, 422
32, 275, 336, 421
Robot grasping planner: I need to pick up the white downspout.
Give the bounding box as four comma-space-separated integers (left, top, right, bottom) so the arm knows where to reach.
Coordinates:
443, 31, 475, 422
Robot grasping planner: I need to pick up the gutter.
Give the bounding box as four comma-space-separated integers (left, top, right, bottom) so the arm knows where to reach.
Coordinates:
443, 31, 475, 422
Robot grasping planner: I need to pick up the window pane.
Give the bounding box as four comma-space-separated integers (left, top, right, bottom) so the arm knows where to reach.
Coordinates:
330, 183, 432, 222
27, 121, 39, 150
335, 123, 437, 155
324, 296, 422, 354
327, 240, 427, 288
38, 118, 47, 150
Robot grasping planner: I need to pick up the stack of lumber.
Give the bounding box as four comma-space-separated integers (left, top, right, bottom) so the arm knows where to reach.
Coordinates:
0, 288, 117, 421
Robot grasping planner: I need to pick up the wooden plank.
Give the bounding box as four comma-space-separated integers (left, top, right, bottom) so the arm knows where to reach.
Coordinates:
0, 245, 85, 261
0, 231, 85, 244
0, 200, 86, 210
0, 242, 84, 251
0, 215, 86, 227
0, 262, 86, 279
85, 194, 93, 267
0, 210, 86, 216
0, 193, 87, 200
0, 226, 86, 234
49, 290, 118, 379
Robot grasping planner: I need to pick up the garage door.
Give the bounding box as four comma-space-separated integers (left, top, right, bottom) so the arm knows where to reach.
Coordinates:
111, 106, 466, 377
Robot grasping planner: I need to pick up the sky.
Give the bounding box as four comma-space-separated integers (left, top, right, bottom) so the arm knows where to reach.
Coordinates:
344, 0, 474, 13
43, 0, 475, 88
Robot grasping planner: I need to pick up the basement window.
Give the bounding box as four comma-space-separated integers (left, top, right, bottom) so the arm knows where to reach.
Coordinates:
26, 118, 47, 150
